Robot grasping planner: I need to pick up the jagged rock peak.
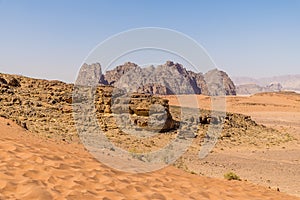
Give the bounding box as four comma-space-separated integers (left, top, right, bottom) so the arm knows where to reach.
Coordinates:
162, 61, 186, 74
114, 62, 138, 72
104, 62, 139, 85
204, 69, 236, 96
94, 61, 236, 96
164, 60, 182, 68
165, 60, 174, 66
76, 62, 105, 86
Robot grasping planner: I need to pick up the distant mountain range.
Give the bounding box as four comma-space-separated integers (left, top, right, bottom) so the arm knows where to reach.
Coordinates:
76, 62, 300, 96
76, 61, 237, 96
232, 75, 300, 95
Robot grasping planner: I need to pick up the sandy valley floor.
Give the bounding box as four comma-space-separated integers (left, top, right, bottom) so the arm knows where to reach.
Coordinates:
165, 92, 300, 197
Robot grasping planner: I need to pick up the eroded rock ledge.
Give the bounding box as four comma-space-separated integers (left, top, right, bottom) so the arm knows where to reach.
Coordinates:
0, 73, 291, 149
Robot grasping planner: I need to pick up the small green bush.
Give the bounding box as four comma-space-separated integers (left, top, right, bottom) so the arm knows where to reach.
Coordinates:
224, 172, 241, 181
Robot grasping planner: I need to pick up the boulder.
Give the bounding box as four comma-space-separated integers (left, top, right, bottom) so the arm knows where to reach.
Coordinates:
0, 77, 7, 84
8, 77, 21, 87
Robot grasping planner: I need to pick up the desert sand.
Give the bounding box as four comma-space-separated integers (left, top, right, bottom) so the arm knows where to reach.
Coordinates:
164, 92, 300, 197
1, 116, 299, 200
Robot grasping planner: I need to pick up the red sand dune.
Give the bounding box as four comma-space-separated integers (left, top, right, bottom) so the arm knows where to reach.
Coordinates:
0, 117, 299, 200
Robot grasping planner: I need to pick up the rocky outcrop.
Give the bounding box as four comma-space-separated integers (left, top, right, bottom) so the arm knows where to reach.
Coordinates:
0, 72, 290, 149
76, 63, 105, 86
105, 62, 138, 85
0, 73, 75, 140
204, 69, 236, 96
137, 83, 173, 95
99, 61, 236, 96
112, 92, 177, 132
0, 77, 7, 84
0, 72, 178, 140
91, 86, 178, 132
8, 77, 21, 87
187, 71, 209, 95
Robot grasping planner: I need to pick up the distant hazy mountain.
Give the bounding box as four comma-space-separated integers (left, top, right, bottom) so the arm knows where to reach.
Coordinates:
232, 75, 300, 94
236, 83, 283, 95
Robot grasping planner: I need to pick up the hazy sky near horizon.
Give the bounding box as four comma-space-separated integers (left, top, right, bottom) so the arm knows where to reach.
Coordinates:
0, 0, 299, 83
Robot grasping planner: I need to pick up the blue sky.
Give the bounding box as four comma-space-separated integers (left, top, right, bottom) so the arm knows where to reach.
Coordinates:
0, 0, 299, 82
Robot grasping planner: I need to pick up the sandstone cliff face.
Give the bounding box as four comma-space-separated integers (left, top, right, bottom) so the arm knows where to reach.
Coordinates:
98, 61, 236, 96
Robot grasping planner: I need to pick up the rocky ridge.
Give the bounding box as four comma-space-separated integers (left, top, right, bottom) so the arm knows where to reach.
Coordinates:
233, 75, 300, 94
0, 72, 290, 150
236, 83, 283, 95
0, 72, 294, 175
97, 61, 236, 96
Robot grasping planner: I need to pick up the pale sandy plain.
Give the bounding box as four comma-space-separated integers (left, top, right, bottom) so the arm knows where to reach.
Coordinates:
0, 92, 299, 199
165, 92, 300, 198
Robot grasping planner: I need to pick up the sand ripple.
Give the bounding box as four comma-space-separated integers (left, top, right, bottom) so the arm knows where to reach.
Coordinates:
0, 117, 299, 200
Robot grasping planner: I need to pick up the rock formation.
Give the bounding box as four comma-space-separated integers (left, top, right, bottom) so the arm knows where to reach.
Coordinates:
76, 62, 106, 86
91, 86, 178, 132
105, 62, 139, 85
97, 61, 236, 96
0, 72, 290, 150
204, 69, 236, 96
137, 83, 173, 95
0, 72, 179, 139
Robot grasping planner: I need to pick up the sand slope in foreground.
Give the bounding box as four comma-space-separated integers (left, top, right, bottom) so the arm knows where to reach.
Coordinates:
0, 117, 299, 200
